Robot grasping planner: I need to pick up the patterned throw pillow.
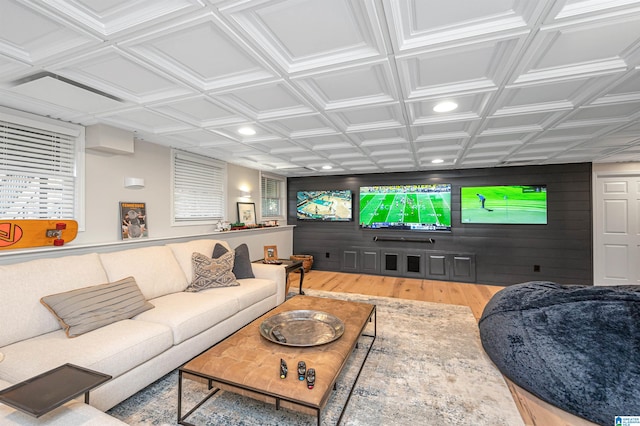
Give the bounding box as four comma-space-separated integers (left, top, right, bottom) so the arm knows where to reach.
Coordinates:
186, 251, 239, 292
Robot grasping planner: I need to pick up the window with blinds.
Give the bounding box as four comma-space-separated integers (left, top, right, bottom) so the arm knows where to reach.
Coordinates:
172, 150, 226, 224
0, 115, 80, 219
261, 173, 284, 218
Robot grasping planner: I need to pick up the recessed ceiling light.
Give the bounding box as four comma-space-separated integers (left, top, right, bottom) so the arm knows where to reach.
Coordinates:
238, 126, 256, 136
322, 165, 333, 170
432, 159, 444, 164
433, 101, 458, 113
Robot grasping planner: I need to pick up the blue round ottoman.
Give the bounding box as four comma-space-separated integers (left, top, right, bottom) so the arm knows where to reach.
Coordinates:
479, 281, 640, 425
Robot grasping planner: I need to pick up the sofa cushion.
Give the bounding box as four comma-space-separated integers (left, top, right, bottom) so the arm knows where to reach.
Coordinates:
186, 252, 238, 292
134, 292, 240, 345
99, 246, 188, 300
204, 278, 278, 312
40, 277, 154, 338
213, 243, 255, 279
0, 320, 172, 385
0, 379, 127, 425
0, 253, 109, 348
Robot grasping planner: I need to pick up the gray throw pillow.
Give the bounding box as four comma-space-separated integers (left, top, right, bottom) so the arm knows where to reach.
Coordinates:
212, 243, 228, 259
212, 243, 255, 279
187, 251, 239, 292
232, 243, 255, 279
40, 276, 154, 338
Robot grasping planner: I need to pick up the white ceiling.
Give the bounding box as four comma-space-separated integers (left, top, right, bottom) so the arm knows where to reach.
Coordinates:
1, 0, 640, 177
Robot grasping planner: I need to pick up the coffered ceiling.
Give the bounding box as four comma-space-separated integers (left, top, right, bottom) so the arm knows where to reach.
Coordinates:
1, 0, 640, 176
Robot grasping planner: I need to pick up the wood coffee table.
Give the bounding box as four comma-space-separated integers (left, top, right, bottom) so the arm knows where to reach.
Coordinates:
178, 295, 376, 425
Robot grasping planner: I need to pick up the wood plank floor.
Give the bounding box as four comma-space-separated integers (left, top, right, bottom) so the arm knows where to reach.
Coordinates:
294, 270, 596, 426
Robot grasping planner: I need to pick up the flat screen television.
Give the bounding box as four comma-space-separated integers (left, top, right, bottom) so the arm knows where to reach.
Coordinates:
359, 184, 452, 231
460, 185, 547, 224
296, 190, 352, 221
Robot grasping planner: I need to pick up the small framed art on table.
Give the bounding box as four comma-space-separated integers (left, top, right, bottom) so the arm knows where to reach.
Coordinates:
264, 245, 278, 262
237, 202, 256, 226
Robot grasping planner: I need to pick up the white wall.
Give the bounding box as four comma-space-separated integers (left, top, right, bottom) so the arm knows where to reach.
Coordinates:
593, 163, 640, 174
226, 162, 260, 224
0, 138, 293, 265
78, 139, 285, 245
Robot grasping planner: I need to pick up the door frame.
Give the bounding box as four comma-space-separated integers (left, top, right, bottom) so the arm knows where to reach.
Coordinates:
593, 168, 640, 286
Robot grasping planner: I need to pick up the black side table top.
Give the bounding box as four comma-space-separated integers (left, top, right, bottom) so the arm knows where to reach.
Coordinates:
0, 363, 111, 417
253, 258, 302, 269
253, 259, 305, 294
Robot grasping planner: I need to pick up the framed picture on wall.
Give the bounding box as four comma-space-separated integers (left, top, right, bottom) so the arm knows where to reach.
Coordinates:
120, 202, 148, 239
237, 202, 256, 225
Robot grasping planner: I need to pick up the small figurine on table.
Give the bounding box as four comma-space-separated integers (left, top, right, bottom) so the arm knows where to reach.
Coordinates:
297, 361, 306, 381
306, 368, 315, 389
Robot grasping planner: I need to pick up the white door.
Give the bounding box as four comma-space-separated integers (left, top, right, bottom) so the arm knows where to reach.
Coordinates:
593, 173, 640, 285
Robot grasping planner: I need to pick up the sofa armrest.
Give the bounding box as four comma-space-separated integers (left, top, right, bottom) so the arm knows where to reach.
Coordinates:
251, 263, 287, 304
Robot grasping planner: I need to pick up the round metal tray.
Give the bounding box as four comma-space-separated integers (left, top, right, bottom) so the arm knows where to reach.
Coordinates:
259, 310, 345, 347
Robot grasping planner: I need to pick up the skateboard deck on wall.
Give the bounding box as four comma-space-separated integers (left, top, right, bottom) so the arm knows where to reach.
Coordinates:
0, 220, 78, 250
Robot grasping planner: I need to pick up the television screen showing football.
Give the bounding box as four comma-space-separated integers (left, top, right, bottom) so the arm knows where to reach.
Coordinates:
461, 185, 547, 224
359, 184, 451, 232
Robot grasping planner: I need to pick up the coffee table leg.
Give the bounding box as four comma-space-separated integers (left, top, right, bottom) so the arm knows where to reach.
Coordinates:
84, 391, 90, 404
177, 370, 183, 424
337, 306, 377, 425
177, 370, 224, 425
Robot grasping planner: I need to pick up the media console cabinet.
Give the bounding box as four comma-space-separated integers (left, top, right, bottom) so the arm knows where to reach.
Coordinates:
341, 247, 476, 282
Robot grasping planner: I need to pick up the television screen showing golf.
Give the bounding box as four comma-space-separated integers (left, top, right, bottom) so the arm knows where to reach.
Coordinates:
359, 184, 451, 232
461, 185, 547, 224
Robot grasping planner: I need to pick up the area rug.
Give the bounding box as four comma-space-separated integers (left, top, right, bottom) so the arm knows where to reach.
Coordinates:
107, 290, 523, 425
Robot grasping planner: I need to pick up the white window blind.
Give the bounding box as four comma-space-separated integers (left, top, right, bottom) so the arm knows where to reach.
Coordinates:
0, 119, 78, 219
261, 174, 283, 218
172, 150, 225, 223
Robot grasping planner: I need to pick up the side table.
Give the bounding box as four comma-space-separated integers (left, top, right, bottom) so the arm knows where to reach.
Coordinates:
0, 363, 111, 418
253, 259, 305, 295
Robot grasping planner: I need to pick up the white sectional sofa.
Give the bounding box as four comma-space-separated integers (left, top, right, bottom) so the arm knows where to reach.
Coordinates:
0, 238, 286, 424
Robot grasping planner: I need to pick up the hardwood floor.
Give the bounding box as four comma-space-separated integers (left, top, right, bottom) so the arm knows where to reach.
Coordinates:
295, 270, 596, 426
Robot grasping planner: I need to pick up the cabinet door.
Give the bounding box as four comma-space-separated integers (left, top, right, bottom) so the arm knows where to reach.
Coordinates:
426, 254, 449, 279
404, 252, 424, 278
381, 251, 402, 276
451, 255, 476, 282
341, 250, 358, 272
360, 249, 379, 274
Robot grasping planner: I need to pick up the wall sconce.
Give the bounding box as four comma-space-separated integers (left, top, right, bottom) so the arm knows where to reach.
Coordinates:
239, 184, 251, 198
124, 177, 145, 189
